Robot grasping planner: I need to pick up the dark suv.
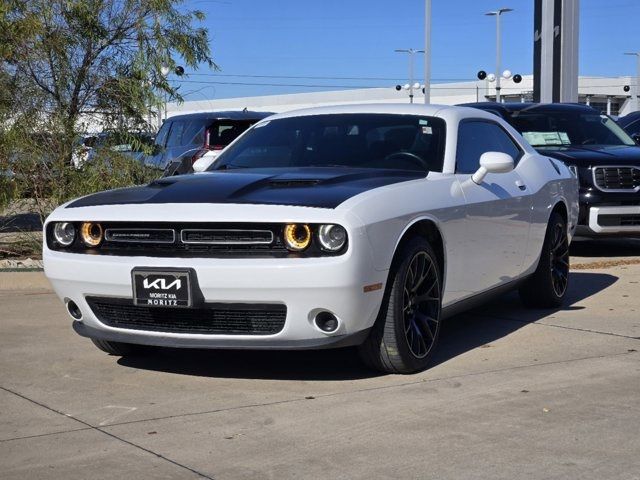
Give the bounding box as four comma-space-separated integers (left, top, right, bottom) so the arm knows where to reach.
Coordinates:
145, 111, 273, 176
617, 111, 640, 143
463, 102, 640, 237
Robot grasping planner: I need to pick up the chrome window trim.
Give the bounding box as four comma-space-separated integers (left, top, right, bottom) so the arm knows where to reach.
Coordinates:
592, 165, 640, 193
180, 229, 274, 245
104, 228, 176, 244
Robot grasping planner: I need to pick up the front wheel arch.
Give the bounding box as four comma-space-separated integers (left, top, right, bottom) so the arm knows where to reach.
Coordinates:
551, 200, 568, 227
391, 219, 445, 284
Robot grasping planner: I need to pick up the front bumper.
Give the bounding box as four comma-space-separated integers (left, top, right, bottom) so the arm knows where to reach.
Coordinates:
575, 186, 640, 236
44, 248, 387, 350
575, 205, 640, 236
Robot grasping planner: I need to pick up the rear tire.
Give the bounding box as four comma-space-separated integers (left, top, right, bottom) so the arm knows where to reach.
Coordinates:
519, 211, 569, 308
91, 339, 142, 356
358, 237, 442, 374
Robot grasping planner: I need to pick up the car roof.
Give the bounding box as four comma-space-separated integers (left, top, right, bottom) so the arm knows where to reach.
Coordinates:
166, 111, 274, 122
265, 103, 497, 122
459, 102, 601, 116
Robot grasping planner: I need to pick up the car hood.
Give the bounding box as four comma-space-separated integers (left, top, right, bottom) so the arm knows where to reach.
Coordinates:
66, 167, 425, 210
537, 145, 640, 167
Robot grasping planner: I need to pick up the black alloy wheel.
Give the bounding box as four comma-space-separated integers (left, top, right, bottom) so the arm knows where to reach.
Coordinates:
519, 211, 570, 308
550, 220, 570, 297
359, 237, 442, 374
402, 251, 441, 359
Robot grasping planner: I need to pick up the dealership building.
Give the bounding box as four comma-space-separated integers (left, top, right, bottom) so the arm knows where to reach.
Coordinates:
165, 75, 637, 120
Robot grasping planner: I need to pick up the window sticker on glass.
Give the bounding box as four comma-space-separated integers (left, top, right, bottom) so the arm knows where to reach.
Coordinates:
422, 126, 432, 134
419, 119, 429, 125
522, 131, 571, 146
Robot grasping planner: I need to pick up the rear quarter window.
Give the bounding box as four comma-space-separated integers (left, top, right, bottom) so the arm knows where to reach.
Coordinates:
166, 120, 206, 147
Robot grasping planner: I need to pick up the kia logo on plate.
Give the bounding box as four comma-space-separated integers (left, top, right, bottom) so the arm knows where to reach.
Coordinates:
143, 278, 182, 290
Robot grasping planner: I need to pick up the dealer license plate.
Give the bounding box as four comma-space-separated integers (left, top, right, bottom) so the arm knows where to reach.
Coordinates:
132, 269, 192, 308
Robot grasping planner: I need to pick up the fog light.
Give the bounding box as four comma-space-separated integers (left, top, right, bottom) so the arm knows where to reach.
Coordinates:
80, 222, 103, 247
67, 300, 82, 320
315, 311, 339, 333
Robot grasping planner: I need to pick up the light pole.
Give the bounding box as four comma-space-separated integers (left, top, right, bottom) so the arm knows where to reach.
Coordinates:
424, 0, 432, 104
160, 65, 170, 125
395, 48, 425, 103
485, 8, 513, 103
624, 52, 640, 112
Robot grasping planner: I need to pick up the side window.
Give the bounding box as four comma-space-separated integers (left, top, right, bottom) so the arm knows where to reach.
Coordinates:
626, 119, 640, 137
456, 121, 521, 174
154, 121, 171, 147
166, 121, 185, 147
181, 121, 206, 146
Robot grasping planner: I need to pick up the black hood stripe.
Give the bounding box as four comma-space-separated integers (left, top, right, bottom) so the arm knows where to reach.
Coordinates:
66, 167, 425, 209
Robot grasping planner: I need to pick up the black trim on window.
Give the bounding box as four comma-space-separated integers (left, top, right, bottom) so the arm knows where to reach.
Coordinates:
455, 117, 525, 174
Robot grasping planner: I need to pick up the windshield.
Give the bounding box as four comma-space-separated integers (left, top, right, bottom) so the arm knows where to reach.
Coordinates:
211, 114, 446, 172
508, 110, 636, 147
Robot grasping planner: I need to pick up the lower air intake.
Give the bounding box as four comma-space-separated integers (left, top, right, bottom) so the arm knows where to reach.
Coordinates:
86, 297, 286, 335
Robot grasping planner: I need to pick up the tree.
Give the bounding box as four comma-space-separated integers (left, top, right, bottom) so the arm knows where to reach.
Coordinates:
0, 0, 216, 214
2, 0, 215, 137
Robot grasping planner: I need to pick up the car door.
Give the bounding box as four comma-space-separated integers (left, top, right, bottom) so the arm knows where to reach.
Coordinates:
455, 119, 532, 294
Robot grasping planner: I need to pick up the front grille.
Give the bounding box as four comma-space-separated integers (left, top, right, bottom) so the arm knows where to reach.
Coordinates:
98, 222, 289, 257
593, 166, 640, 191
47, 222, 347, 258
181, 229, 273, 245
105, 228, 175, 243
86, 297, 286, 335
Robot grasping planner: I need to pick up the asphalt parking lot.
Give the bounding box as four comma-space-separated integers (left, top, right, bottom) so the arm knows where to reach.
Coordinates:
1, 240, 639, 479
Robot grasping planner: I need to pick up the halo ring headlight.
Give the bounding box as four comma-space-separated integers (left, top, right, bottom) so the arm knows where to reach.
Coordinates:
318, 224, 347, 252
53, 222, 76, 247
283, 224, 311, 251
80, 222, 103, 247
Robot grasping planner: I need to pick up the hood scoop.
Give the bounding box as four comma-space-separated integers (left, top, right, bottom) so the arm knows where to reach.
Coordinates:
269, 179, 322, 188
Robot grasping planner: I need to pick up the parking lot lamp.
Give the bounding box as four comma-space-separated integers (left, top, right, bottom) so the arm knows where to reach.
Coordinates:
424, 0, 432, 104
624, 52, 640, 112
395, 48, 425, 104
485, 8, 513, 103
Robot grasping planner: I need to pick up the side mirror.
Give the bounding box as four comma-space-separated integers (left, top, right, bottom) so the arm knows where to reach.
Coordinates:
471, 152, 514, 184
193, 156, 212, 173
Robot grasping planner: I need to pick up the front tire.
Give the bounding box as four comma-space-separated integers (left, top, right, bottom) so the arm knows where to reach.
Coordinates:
91, 339, 142, 356
519, 211, 569, 308
359, 237, 442, 374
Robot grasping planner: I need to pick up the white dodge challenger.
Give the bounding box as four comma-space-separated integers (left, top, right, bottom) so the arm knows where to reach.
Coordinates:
44, 104, 578, 373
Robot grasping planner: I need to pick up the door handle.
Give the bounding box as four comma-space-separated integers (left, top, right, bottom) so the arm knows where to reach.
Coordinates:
515, 180, 527, 191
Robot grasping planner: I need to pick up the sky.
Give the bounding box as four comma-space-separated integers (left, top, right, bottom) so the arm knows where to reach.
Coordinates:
174, 0, 640, 101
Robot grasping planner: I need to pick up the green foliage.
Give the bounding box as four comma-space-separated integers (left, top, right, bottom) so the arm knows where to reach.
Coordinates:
1, 0, 216, 130
0, 0, 215, 223
64, 151, 159, 202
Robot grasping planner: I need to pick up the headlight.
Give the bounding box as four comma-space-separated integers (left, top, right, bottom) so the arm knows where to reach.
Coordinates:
317, 224, 347, 252
53, 222, 76, 247
283, 224, 311, 251
80, 222, 103, 247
